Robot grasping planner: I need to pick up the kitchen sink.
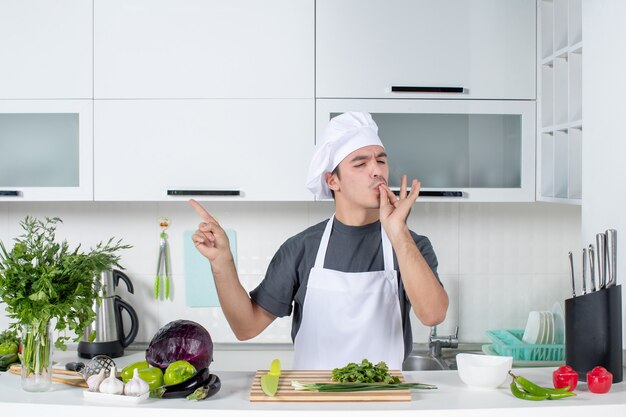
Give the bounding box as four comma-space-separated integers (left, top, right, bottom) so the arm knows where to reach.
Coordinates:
402, 354, 449, 371
402, 349, 483, 371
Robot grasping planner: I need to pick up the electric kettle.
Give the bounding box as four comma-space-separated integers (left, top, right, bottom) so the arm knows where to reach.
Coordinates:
78, 269, 139, 359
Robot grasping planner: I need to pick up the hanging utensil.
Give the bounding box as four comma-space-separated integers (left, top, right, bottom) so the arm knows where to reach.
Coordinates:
606, 229, 617, 288
596, 233, 607, 290
154, 217, 171, 300
568, 251, 576, 298
582, 248, 588, 295
588, 244, 597, 292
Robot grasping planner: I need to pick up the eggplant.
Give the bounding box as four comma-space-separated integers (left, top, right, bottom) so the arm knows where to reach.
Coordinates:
150, 367, 211, 398
186, 374, 221, 401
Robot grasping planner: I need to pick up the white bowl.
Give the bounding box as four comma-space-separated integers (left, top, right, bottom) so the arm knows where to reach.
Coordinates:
456, 353, 513, 389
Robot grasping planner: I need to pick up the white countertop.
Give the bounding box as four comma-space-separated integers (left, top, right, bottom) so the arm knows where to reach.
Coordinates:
1, 350, 626, 417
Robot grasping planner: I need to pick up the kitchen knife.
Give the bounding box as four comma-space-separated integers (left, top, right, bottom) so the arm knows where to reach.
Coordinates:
589, 244, 597, 292
568, 251, 576, 298
582, 248, 588, 295
606, 229, 617, 288
596, 233, 607, 289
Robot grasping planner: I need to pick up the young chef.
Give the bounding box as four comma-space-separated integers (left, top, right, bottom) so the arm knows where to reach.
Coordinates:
190, 111, 448, 370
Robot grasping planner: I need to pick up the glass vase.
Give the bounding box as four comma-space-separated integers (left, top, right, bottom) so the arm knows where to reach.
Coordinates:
20, 321, 53, 392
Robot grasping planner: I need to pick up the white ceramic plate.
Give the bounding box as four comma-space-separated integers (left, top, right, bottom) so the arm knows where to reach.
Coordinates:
538, 311, 548, 344
522, 311, 542, 344
552, 302, 565, 344
546, 311, 556, 345
83, 390, 149, 404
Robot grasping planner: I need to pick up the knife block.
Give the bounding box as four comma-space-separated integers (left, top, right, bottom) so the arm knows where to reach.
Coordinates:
565, 285, 622, 383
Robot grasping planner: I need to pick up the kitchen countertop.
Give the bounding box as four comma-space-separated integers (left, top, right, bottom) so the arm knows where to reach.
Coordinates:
1, 350, 626, 417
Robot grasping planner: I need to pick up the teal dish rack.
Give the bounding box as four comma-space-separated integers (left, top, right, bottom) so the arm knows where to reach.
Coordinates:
486, 329, 565, 361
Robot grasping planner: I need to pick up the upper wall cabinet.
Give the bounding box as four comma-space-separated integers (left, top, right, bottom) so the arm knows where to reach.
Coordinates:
316, 0, 536, 100
537, 0, 582, 205
0, 0, 93, 99
94, 0, 314, 99
94, 99, 313, 201
0, 100, 94, 201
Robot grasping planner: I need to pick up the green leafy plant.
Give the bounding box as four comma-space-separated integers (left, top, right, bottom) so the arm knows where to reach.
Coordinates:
331, 359, 400, 384
0, 216, 131, 350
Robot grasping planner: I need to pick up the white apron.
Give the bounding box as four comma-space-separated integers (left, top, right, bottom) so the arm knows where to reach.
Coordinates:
292, 215, 404, 370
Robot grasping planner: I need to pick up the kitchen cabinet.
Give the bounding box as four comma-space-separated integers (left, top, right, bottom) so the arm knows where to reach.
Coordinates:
317, 99, 536, 202
316, 0, 536, 100
94, 99, 313, 201
0, 100, 93, 201
0, 0, 92, 99
537, 0, 582, 204
94, 0, 314, 99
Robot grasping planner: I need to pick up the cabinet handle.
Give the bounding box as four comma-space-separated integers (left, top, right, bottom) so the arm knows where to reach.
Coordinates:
391, 86, 464, 93
167, 189, 241, 196
0, 190, 21, 197
393, 190, 464, 198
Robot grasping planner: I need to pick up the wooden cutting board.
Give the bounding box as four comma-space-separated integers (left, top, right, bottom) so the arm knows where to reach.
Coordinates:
249, 370, 411, 402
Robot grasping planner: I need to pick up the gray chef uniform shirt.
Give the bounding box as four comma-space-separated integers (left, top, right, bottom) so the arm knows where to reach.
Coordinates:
249, 217, 441, 360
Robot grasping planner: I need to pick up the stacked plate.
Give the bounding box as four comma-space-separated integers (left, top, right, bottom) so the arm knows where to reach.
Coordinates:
522, 309, 557, 345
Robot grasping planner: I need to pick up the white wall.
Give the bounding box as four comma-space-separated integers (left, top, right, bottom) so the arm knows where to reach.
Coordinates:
582, 0, 626, 344
0, 201, 580, 346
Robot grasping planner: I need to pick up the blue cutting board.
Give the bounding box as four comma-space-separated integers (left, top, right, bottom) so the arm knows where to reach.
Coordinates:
183, 229, 237, 307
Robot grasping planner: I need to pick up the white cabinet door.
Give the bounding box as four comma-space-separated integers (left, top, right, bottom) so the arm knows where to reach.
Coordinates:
316, 0, 536, 100
317, 99, 536, 202
94, 100, 314, 201
0, 0, 92, 99
94, 0, 314, 99
0, 100, 93, 201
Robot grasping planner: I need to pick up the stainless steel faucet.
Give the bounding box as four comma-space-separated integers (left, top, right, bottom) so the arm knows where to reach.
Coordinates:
429, 325, 459, 357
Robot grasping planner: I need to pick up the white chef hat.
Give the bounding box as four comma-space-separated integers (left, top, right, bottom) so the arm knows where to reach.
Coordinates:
306, 111, 384, 199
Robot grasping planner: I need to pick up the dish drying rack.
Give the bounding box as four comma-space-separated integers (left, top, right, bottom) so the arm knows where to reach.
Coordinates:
485, 329, 565, 362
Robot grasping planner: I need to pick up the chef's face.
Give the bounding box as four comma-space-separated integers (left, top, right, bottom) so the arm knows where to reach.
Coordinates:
328, 145, 388, 208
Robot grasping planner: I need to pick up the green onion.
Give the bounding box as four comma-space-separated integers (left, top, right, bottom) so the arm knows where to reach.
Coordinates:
291, 381, 437, 392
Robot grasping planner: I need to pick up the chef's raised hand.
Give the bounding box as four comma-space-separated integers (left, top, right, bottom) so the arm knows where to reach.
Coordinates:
378, 175, 421, 242
189, 199, 234, 264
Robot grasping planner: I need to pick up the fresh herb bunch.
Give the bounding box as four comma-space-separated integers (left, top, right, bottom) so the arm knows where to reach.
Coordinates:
331, 359, 400, 384
0, 216, 131, 350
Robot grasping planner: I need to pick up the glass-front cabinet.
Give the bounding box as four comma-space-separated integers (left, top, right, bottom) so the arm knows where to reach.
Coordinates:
316, 99, 535, 202
0, 100, 93, 201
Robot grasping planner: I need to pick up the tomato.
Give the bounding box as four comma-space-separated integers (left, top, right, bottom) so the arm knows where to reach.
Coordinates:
586, 366, 613, 394
553, 365, 578, 391
163, 360, 196, 385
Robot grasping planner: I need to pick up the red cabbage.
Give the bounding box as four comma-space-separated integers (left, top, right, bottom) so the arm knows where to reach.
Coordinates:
145, 319, 213, 370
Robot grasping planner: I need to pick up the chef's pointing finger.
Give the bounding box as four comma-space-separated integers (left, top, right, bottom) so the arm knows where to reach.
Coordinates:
189, 199, 217, 223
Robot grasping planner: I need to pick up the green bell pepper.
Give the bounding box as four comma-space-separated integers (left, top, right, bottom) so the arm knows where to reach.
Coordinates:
0, 341, 18, 356
121, 360, 164, 390
121, 360, 150, 382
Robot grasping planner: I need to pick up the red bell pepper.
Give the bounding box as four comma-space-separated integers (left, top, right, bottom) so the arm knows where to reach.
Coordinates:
587, 366, 613, 394
553, 365, 578, 391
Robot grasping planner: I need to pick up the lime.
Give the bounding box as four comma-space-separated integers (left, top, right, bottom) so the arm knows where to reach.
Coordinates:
261, 374, 279, 396
163, 360, 196, 385
269, 358, 281, 377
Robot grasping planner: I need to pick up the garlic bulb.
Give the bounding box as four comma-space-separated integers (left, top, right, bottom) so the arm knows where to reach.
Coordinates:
124, 368, 150, 397
99, 366, 125, 395
87, 368, 106, 392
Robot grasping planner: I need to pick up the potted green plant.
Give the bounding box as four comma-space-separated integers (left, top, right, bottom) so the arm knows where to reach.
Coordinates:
0, 216, 131, 391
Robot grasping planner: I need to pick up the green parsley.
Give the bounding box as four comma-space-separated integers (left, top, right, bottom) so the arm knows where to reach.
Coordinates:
331, 359, 400, 384
0, 216, 131, 350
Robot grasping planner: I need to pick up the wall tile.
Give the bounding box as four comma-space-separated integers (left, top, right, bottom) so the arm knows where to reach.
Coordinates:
0, 201, 581, 344
458, 273, 571, 343
459, 203, 581, 275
